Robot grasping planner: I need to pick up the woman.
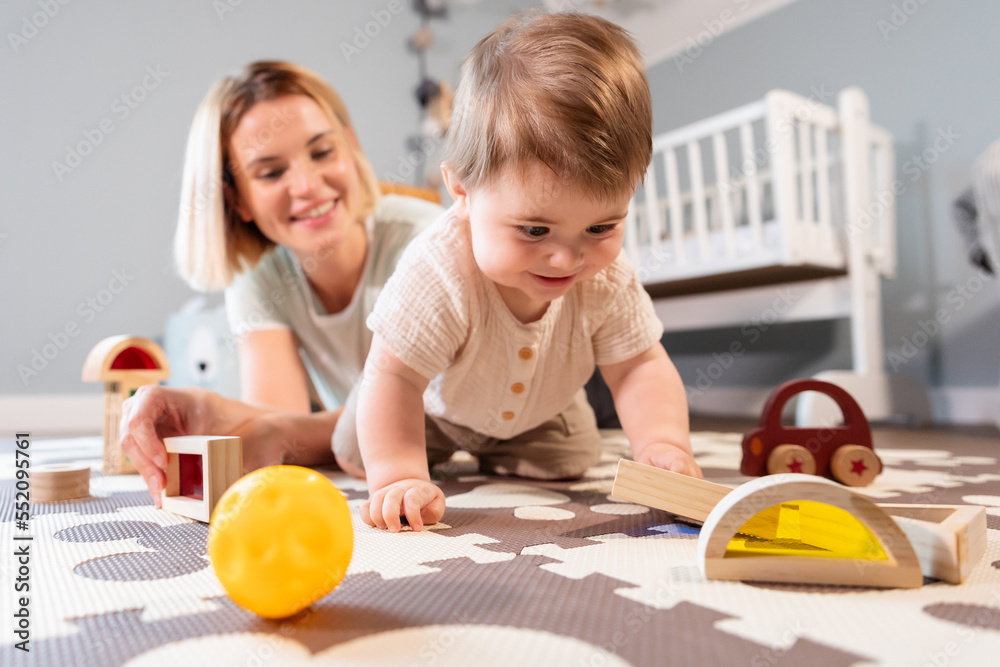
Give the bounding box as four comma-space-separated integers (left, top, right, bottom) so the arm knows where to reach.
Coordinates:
120, 61, 442, 503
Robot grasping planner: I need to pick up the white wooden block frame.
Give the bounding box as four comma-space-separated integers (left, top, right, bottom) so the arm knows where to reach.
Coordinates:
161, 436, 242, 523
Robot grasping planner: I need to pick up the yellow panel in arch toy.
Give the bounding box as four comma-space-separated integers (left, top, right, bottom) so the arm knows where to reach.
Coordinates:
726, 501, 888, 560
698, 474, 923, 588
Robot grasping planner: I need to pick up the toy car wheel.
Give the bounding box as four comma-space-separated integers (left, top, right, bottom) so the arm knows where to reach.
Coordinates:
766, 444, 817, 476
830, 444, 881, 487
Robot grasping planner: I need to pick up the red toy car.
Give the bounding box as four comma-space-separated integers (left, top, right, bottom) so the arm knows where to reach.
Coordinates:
740, 379, 882, 486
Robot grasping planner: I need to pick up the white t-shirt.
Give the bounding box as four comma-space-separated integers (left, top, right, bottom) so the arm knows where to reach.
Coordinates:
367, 208, 665, 440
225, 194, 443, 409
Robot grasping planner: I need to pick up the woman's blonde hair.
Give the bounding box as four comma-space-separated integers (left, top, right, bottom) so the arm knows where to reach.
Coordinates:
175, 61, 380, 291
446, 12, 651, 201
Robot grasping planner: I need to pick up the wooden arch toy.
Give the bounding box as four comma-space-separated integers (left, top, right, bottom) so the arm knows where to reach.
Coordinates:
698, 474, 922, 588
613, 460, 987, 586
741, 379, 882, 486
83, 335, 170, 474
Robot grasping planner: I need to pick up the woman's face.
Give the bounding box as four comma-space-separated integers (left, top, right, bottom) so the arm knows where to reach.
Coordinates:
228, 94, 365, 257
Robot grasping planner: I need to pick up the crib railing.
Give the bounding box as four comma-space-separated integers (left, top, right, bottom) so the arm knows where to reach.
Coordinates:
627, 88, 896, 287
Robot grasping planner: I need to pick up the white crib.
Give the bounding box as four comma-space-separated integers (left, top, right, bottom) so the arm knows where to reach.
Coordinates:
627, 87, 930, 425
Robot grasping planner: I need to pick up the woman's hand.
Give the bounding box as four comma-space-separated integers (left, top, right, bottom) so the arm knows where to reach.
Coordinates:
121, 386, 340, 508
119, 385, 218, 507
360, 478, 445, 532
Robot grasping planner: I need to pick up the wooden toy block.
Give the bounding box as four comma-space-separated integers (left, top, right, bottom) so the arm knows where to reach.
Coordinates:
612, 459, 987, 585
613, 459, 728, 523
741, 379, 882, 486
31, 464, 90, 502
698, 474, 924, 589
82, 335, 170, 475
161, 436, 242, 523
877, 504, 987, 584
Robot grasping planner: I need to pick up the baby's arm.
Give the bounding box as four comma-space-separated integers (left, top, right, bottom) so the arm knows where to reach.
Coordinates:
600, 344, 703, 478
356, 334, 445, 531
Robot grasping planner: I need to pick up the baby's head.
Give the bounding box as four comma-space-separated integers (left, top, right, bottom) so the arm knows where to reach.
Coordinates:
446, 11, 651, 200
443, 12, 651, 320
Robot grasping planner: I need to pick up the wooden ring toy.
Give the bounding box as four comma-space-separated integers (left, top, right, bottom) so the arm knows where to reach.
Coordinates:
32, 464, 90, 502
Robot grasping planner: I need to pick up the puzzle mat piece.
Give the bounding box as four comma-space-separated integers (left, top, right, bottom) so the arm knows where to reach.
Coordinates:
327, 451, 667, 555
963, 495, 1000, 517
335, 545, 854, 667
0, 555, 866, 667
525, 527, 1000, 667
445, 482, 572, 507
858, 467, 1000, 501
0, 505, 226, 643
55, 520, 209, 581
347, 505, 515, 580
317, 467, 369, 502
125, 626, 635, 667
425, 480, 677, 555
126, 627, 860, 667
923, 601, 1000, 633
386, 445, 679, 554
878, 449, 997, 468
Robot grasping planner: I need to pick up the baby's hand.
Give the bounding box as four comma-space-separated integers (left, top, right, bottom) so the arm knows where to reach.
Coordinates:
361, 478, 446, 532
636, 443, 703, 479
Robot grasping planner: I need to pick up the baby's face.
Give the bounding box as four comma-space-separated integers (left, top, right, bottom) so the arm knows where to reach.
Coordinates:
464, 162, 631, 322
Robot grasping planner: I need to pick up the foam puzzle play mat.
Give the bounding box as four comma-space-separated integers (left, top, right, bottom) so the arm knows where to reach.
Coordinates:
2, 430, 999, 666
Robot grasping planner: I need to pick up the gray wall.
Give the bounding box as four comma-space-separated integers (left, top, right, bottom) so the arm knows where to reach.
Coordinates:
646, 0, 1000, 396
1, 0, 531, 396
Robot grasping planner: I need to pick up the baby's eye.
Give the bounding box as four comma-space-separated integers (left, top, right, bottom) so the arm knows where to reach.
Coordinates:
518, 225, 549, 238
587, 224, 617, 236
313, 148, 334, 160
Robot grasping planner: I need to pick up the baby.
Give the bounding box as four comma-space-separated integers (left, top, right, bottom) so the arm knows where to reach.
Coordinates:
334, 11, 703, 531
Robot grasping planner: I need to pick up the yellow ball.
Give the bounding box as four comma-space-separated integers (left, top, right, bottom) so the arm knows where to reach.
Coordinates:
207, 465, 353, 618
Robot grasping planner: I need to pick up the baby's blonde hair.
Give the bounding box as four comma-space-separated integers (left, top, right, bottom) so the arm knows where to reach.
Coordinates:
175, 61, 380, 291
445, 12, 651, 200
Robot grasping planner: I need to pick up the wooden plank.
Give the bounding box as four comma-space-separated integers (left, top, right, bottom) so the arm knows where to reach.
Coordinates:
612, 460, 729, 523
